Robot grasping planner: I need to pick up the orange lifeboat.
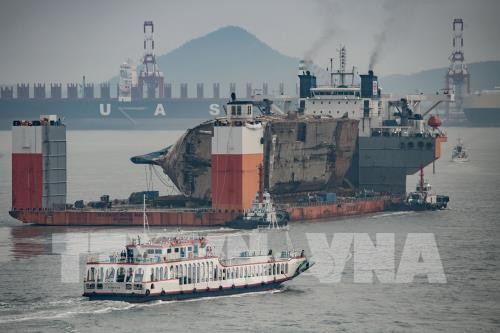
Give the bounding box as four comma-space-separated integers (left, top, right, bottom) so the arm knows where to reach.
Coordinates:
427, 115, 442, 128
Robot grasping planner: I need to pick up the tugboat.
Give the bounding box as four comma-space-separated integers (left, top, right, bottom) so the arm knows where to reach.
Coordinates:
451, 138, 469, 162
406, 168, 449, 210
83, 233, 312, 302
225, 192, 289, 230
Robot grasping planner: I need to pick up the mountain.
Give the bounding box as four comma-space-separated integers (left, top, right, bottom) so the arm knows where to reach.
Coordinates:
155, 26, 299, 96
380, 61, 500, 95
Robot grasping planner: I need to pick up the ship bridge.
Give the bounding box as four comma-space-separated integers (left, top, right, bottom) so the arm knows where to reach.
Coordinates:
310, 86, 361, 98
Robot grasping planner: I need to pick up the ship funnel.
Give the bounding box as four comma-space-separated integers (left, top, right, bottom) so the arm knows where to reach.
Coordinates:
298, 60, 317, 112
360, 70, 379, 98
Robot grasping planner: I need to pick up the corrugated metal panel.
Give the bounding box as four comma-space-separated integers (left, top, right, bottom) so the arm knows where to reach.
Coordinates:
212, 126, 263, 155
12, 126, 42, 153
211, 154, 262, 210
12, 153, 43, 209
42, 125, 67, 209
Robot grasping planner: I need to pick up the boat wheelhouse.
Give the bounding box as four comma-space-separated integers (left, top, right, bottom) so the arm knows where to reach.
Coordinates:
83, 234, 311, 302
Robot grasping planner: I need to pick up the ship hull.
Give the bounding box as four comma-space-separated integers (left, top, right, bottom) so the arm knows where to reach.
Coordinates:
9, 196, 397, 226
83, 279, 287, 303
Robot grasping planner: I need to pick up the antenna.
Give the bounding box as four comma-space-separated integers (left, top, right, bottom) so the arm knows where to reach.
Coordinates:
339, 46, 346, 86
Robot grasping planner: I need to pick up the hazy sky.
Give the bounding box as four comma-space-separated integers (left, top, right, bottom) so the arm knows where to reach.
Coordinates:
0, 0, 499, 83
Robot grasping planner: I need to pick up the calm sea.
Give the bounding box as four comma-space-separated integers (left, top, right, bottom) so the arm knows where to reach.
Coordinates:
0, 128, 499, 332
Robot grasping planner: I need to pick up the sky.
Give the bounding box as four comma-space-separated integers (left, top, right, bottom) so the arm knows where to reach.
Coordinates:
0, 0, 499, 83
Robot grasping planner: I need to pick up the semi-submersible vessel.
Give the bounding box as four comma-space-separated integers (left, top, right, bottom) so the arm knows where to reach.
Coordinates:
9, 50, 448, 226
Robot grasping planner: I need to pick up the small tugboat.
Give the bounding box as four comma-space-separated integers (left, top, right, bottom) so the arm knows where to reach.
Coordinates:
225, 192, 289, 230
83, 233, 311, 302
451, 138, 469, 162
405, 168, 449, 210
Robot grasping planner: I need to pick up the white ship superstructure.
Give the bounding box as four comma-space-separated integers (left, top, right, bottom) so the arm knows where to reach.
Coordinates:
83, 234, 311, 302
301, 48, 386, 136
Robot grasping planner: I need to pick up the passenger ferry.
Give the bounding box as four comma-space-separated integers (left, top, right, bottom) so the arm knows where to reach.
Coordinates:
83, 234, 312, 302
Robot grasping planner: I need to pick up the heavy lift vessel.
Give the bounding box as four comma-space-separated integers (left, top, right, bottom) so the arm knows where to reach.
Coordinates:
9, 56, 447, 226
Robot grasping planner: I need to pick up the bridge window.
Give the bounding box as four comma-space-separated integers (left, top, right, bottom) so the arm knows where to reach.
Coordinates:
237, 105, 242, 115
247, 105, 252, 115
231, 105, 236, 116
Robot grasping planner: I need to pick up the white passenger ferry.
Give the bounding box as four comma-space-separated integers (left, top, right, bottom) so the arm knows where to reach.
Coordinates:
83, 234, 312, 302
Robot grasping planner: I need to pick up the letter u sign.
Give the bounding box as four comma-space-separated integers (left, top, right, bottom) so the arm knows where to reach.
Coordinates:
100, 103, 111, 116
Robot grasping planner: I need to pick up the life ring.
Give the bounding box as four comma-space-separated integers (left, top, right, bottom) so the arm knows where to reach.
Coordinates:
145, 289, 150, 296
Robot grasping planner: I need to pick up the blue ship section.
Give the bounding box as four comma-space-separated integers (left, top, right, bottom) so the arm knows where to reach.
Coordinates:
463, 108, 500, 126
84, 280, 285, 303
0, 98, 228, 129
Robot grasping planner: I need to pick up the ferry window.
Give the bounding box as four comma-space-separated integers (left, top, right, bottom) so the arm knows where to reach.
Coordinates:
167, 248, 172, 254
174, 247, 179, 253
155, 249, 162, 254
237, 105, 242, 115
180, 248, 186, 258
188, 247, 192, 252
116, 267, 126, 282
134, 268, 144, 282
194, 244, 198, 255
147, 249, 154, 254
126, 267, 133, 282
247, 105, 252, 115
231, 105, 236, 116
105, 267, 115, 282
97, 267, 104, 282
87, 267, 95, 282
